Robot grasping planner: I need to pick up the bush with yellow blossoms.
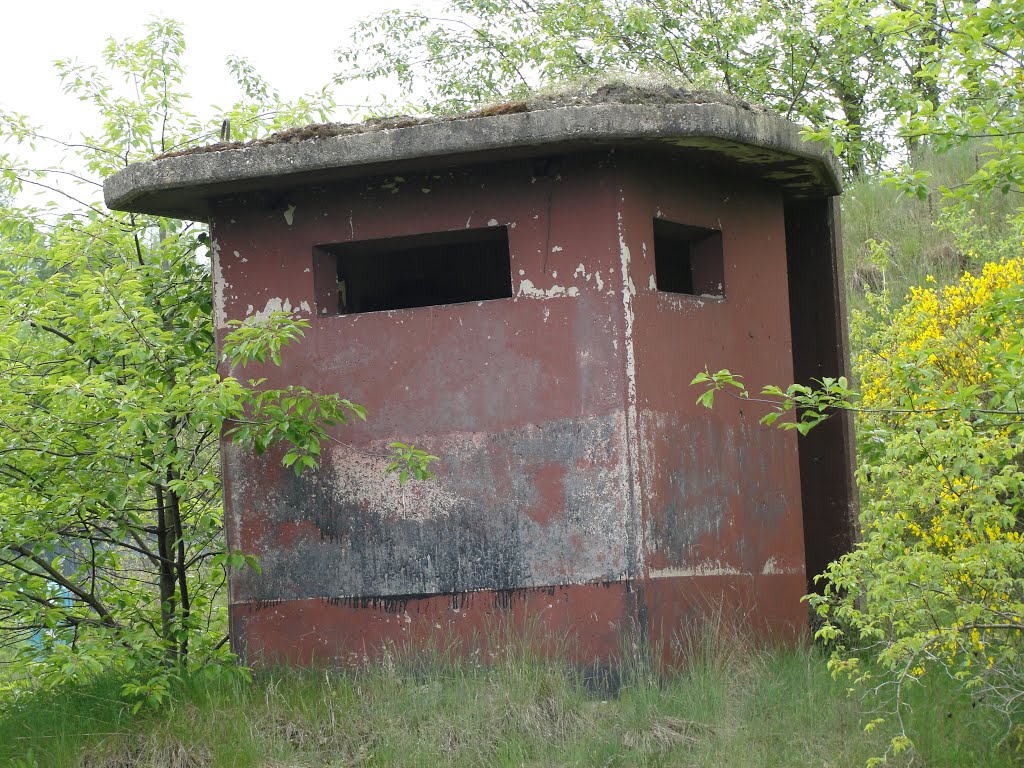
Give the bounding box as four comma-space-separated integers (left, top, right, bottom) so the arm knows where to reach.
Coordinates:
694, 254, 1024, 758
818, 257, 1024, 754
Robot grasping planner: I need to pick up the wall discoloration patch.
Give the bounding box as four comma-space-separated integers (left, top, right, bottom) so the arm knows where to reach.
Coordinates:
230, 414, 632, 602
230, 579, 638, 667
210, 237, 228, 330
638, 409, 800, 577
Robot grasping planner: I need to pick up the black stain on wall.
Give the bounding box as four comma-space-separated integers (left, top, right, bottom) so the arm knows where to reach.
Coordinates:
232, 415, 630, 602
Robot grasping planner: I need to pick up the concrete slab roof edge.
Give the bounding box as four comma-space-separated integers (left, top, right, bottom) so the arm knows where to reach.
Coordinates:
104, 102, 842, 222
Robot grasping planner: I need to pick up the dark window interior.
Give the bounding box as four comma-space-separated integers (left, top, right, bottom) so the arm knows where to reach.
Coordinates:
315, 227, 512, 315
652, 219, 725, 297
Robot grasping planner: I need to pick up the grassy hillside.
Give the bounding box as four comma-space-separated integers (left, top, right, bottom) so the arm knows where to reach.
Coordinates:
841, 143, 1019, 315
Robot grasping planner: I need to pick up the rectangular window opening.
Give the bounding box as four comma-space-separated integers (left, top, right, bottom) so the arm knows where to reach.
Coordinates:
314, 227, 512, 315
652, 219, 724, 298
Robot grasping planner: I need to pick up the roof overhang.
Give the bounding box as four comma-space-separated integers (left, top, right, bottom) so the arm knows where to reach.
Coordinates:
104, 102, 842, 222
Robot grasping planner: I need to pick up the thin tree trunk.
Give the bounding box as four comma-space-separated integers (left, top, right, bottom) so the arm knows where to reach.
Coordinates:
154, 483, 177, 662
167, 464, 191, 659
835, 80, 868, 178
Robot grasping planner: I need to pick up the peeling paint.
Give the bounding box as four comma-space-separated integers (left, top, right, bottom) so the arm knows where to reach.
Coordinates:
761, 557, 801, 575
516, 279, 580, 299
616, 208, 642, 580
649, 564, 745, 578
211, 238, 227, 329
570, 263, 603, 293
250, 298, 292, 321
283, 205, 296, 226
657, 293, 708, 312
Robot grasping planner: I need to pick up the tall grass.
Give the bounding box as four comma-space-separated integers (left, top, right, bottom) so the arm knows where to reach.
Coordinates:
842, 142, 1019, 313
1, 624, 1017, 768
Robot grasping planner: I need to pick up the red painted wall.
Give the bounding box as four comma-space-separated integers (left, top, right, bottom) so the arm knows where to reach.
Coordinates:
211, 150, 809, 666
618, 155, 807, 648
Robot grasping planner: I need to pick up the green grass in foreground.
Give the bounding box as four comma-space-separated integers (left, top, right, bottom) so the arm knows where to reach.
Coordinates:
0, 634, 1018, 768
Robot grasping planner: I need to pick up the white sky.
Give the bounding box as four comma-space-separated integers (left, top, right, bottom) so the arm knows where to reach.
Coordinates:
0, 0, 436, 205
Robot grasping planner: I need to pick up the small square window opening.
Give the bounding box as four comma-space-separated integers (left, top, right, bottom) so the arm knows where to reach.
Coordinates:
652, 219, 724, 298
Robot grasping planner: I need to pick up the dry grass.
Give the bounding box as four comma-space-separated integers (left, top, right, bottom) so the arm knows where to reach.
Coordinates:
82, 734, 211, 768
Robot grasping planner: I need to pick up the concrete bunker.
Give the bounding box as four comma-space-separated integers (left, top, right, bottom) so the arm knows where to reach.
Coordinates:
104, 84, 856, 667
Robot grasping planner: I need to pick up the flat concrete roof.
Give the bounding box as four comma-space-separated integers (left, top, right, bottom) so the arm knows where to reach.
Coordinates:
104, 90, 842, 222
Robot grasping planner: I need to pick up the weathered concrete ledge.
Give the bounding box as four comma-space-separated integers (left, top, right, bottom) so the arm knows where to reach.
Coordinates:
104, 101, 841, 221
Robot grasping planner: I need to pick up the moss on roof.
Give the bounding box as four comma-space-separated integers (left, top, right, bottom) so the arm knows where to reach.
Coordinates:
156, 82, 764, 161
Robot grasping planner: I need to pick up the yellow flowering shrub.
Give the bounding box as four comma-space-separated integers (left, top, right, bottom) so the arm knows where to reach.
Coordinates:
695, 252, 1024, 754
859, 258, 1024, 407
812, 258, 1024, 744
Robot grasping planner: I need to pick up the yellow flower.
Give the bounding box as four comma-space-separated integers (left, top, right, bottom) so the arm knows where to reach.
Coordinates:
858, 258, 1024, 407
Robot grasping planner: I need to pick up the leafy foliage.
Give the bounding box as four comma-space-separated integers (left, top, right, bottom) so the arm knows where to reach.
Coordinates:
823, 258, 1024, 756
691, 369, 852, 436
693, 254, 1024, 755
337, 0, 1001, 178
0, 20, 433, 704
863, 1, 1024, 207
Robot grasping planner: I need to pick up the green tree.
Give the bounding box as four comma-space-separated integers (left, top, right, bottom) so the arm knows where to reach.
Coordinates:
0, 20, 431, 705
826, 259, 1024, 759
337, 0, 977, 177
